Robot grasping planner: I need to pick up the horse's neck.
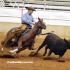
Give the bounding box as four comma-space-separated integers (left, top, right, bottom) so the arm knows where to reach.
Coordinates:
30, 25, 39, 36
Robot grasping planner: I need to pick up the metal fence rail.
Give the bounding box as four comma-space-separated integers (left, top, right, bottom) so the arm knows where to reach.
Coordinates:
0, 0, 70, 9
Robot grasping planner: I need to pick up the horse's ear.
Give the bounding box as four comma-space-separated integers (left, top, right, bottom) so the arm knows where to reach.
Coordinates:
38, 17, 40, 21
64, 39, 68, 44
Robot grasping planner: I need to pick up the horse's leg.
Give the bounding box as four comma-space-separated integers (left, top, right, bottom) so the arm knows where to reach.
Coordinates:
18, 36, 23, 48
16, 47, 26, 53
9, 36, 23, 54
2, 36, 9, 46
29, 39, 35, 50
15, 36, 24, 52
2, 31, 12, 46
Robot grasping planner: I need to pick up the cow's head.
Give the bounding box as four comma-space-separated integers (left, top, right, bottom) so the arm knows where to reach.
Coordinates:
64, 39, 70, 49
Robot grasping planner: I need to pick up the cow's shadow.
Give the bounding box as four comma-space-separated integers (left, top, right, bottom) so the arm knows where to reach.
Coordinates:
29, 51, 70, 62
43, 56, 70, 62
44, 56, 57, 60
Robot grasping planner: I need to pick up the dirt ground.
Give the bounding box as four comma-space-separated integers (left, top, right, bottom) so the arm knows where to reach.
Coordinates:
0, 32, 70, 70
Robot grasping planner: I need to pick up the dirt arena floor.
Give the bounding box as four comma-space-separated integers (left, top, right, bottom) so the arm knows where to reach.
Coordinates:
0, 32, 70, 70
0, 22, 70, 70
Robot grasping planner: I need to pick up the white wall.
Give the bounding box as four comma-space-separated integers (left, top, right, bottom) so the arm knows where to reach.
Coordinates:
0, 7, 70, 26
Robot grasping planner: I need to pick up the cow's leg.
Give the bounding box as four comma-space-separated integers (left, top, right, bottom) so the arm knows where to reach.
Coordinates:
29, 38, 47, 56
44, 50, 52, 60
58, 55, 65, 62
47, 50, 52, 56
43, 46, 48, 56
33, 40, 48, 56
32, 46, 43, 56
33, 44, 47, 56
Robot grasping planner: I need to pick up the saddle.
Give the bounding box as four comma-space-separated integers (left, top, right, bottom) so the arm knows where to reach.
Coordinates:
22, 27, 31, 35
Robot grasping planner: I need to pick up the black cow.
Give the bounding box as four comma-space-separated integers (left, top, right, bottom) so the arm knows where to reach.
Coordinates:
32, 33, 70, 62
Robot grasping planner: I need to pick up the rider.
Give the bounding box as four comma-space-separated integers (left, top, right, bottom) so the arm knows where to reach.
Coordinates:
18, 6, 36, 30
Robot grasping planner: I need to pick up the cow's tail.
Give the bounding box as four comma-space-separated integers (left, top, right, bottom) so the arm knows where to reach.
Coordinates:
41, 32, 51, 35
41, 31, 54, 35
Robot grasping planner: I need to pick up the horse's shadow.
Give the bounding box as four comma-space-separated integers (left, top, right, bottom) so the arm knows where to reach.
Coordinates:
0, 54, 15, 58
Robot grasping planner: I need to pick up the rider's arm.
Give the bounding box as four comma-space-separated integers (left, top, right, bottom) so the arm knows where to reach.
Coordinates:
21, 13, 35, 25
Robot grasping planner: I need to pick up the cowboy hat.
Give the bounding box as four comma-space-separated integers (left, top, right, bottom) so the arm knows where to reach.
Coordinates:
25, 6, 36, 11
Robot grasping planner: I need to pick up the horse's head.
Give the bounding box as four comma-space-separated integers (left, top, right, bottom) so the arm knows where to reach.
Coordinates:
36, 17, 46, 29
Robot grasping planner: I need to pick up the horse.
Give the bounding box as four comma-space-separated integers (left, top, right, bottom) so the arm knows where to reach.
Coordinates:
1, 20, 44, 49
9, 18, 46, 54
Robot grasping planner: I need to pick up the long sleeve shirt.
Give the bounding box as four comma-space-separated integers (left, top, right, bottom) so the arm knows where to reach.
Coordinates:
21, 12, 34, 27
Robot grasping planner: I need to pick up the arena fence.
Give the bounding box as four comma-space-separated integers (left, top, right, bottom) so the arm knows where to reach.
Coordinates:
0, 0, 70, 38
